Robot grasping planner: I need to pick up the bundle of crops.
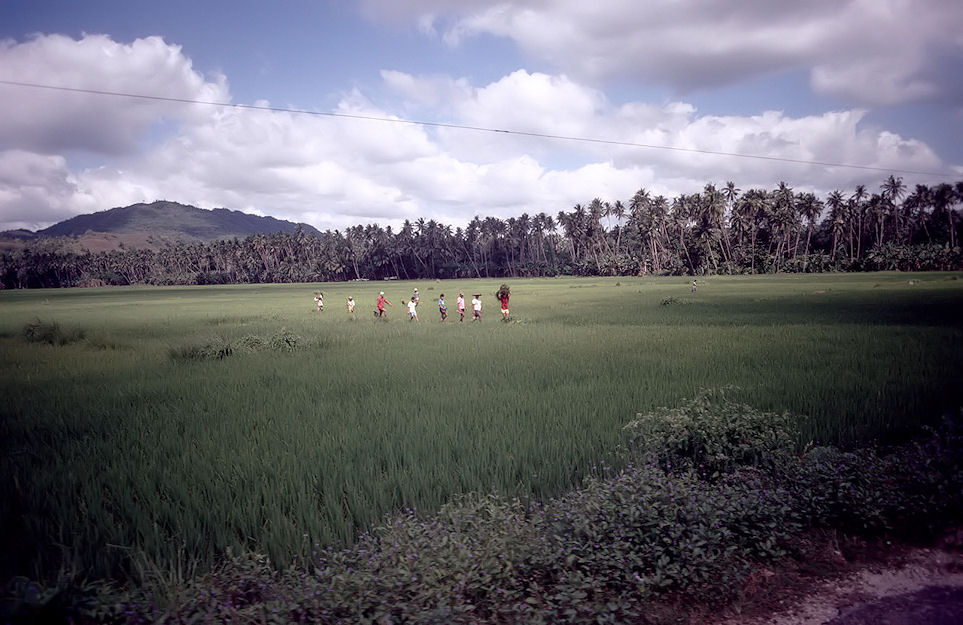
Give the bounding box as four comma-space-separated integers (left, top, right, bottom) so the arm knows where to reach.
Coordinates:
495, 284, 511, 299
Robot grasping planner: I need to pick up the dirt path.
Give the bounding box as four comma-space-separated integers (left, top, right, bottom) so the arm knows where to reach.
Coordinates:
721, 547, 963, 625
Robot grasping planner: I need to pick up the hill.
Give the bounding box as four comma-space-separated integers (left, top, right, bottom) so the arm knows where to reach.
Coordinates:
35, 201, 322, 240
0, 201, 323, 252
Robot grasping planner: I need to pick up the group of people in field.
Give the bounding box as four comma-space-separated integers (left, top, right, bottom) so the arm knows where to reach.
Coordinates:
314, 286, 511, 322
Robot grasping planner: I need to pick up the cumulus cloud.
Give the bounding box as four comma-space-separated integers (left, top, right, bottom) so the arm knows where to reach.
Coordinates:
360, 0, 963, 106
0, 33, 228, 155
0, 33, 952, 234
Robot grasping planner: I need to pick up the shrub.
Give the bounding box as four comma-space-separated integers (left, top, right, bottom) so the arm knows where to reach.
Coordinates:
22, 319, 85, 346
19, 405, 963, 624
235, 334, 266, 351
782, 415, 963, 537
168, 339, 233, 361
268, 329, 300, 352
622, 388, 800, 476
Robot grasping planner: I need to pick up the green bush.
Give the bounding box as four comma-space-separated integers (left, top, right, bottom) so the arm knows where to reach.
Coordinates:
622, 388, 800, 476
268, 328, 300, 352
168, 339, 233, 361
235, 334, 266, 351
782, 416, 963, 537
13, 401, 963, 624
22, 319, 85, 346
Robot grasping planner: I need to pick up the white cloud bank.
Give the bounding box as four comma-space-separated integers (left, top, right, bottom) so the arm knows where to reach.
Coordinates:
0, 33, 951, 233
363, 0, 963, 106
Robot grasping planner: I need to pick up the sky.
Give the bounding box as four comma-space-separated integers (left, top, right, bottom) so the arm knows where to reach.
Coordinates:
1, 0, 961, 233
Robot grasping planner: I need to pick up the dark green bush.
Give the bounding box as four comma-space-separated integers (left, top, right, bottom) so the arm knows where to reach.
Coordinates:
235, 334, 266, 351
623, 388, 799, 476
782, 416, 963, 537
22, 319, 85, 346
168, 339, 233, 361
268, 328, 300, 352
18, 402, 963, 625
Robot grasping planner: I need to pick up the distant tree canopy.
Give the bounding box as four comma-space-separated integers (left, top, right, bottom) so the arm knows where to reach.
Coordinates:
2, 177, 962, 288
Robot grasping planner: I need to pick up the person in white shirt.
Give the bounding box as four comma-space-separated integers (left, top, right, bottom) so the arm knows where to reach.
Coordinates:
471, 294, 482, 322
407, 297, 419, 321
456, 293, 466, 322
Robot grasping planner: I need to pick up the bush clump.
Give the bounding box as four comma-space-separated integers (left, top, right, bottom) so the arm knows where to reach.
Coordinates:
168, 339, 233, 361
235, 334, 266, 351
268, 329, 301, 352
24, 398, 963, 624
623, 388, 799, 476
167, 330, 306, 361
22, 319, 85, 346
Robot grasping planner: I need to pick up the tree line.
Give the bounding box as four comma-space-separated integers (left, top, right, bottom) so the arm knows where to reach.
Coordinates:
2, 177, 961, 289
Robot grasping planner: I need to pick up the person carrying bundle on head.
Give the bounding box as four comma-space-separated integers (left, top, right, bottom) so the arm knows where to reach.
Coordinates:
496, 284, 511, 321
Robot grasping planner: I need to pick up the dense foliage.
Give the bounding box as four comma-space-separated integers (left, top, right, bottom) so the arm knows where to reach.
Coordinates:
3, 177, 962, 288
6, 396, 961, 624
3, 276, 961, 592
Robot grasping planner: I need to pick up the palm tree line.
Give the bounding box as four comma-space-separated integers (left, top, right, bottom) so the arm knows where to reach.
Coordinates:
2, 177, 961, 288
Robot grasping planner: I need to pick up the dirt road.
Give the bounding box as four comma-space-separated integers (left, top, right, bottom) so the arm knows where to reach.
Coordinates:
724, 547, 963, 625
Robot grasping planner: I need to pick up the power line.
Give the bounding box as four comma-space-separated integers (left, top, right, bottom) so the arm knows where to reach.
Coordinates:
0, 78, 952, 178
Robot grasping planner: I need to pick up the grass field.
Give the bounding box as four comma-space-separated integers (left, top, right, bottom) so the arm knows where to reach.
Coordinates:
2, 273, 962, 584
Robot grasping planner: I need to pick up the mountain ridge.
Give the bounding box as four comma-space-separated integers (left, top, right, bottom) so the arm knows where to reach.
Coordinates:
19, 200, 323, 241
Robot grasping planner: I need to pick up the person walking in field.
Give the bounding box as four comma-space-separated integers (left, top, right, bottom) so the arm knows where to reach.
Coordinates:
376, 292, 391, 318
314, 292, 324, 311
413, 288, 420, 307
497, 284, 511, 321
407, 297, 419, 321
691, 279, 698, 293
438, 294, 448, 322
472, 293, 482, 322
456, 293, 466, 322
347, 296, 355, 315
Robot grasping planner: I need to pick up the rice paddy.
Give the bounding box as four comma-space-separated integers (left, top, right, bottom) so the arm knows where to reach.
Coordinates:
1, 273, 961, 583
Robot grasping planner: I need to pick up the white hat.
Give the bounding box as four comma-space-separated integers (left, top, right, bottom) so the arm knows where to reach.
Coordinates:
379, 291, 384, 295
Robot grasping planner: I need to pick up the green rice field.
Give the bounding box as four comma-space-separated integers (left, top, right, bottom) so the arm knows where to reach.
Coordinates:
2, 273, 962, 584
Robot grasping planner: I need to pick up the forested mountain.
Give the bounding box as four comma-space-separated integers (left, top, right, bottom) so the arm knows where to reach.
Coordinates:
19, 200, 323, 240
2, 177, 961, 288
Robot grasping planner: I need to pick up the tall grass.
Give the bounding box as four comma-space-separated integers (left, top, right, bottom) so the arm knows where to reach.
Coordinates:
1, 273, 961, 583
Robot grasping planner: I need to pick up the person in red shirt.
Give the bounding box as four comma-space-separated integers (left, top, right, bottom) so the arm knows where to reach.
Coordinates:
499, 288, 510, 321
376, 292, 391, 318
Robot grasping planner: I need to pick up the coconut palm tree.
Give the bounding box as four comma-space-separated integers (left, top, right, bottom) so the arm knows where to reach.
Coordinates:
771, 182, 796, 266
721, 181, 740, 263
610, 200, 627, 256
903, 184, 931, 244
737, 188, 769, 273
880, 175, 906, 243
850, 184, 868, 259
826, 190, 846, 260
796, 192, 823, 268
931, 183, 957, 248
